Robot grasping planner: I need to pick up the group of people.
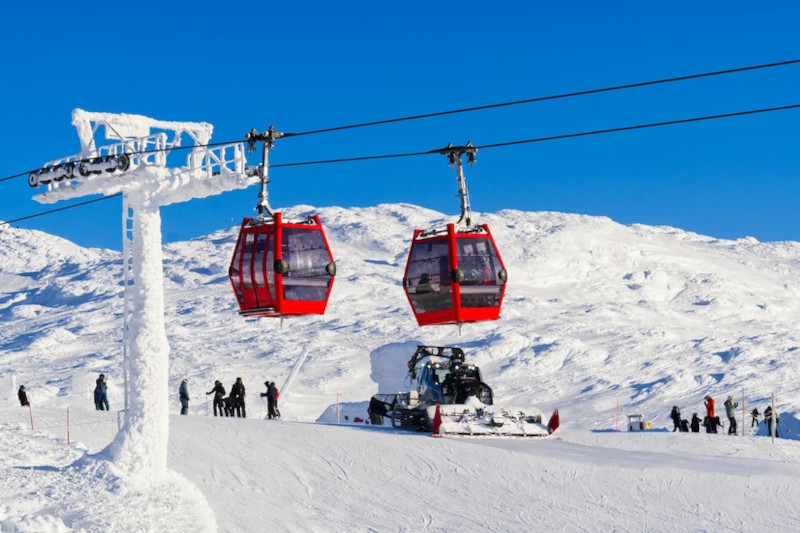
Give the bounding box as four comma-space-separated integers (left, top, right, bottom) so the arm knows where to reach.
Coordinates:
752, 406, 781, 438
39, 373, 278, 419
204, 378, 247, 417
203, 378, 279, 419
669, 394, 781, 437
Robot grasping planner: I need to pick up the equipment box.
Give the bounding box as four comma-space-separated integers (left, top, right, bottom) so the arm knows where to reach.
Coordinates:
628, 414, 645, 431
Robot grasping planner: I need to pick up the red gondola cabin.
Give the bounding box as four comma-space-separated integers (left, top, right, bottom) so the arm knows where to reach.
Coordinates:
229, 212, 336, 318
403, 222, 507, 326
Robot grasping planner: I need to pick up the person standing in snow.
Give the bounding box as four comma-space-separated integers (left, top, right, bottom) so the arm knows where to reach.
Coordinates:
179, 378, 190, 415
702, 395, 719, 433
750, 407, 760, 427
273, 382, 281, 419
764, 406, 779, 438
261, 381, 279, 420
690, 413, 702, 433
670, 406, 682, 432
703, 395, 715, 419
231, 377, 246, 418
18, 385, 29, 407
206, 380, 226, 417
94, 374, 109, 411
723, 396, 738, 435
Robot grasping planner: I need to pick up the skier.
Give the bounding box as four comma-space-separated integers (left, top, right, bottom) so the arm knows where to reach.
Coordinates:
703, 395, 716, 419
261, 381, 279, 420
670, 406, 682, 432
231, 377, 246, 418
702, 395, 716, 432
273, 382, 281, 419
750, 407, 760, 427
206, 380, 226, 417
94, 374, 109, 411
724, 396, 738, 435
18, 385, 29, 407
764, 406, 779, 438
690, 413, 702, 433
179, 379, 190, 415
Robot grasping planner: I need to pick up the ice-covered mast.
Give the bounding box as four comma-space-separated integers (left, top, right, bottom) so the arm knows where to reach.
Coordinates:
30, 109, 254, 479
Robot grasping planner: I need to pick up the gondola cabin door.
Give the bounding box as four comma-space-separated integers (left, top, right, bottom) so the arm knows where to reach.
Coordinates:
229, 212, 336, 318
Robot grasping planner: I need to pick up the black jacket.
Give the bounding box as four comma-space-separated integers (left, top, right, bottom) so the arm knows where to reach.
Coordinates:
231, 382, 246, 400
207, 383, 226, 399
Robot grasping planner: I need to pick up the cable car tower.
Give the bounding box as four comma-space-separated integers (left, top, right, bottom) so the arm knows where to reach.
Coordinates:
29, 109, 253, 478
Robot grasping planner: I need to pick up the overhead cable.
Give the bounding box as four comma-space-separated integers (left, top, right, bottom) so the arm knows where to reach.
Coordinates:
272, 103, 800, 168
3, 102, 799, 227
2, 58, 799, 184
0, 193, 121, 227
282, 58, 800, 137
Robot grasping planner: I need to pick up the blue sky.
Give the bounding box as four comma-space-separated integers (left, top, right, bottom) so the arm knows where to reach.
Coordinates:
1, 1, 799, 250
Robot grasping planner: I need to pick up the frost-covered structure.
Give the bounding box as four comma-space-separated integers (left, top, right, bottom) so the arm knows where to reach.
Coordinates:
31, 109, 255, 477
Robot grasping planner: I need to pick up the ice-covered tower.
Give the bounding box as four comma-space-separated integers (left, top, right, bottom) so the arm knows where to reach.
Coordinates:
31, 109, 255, 478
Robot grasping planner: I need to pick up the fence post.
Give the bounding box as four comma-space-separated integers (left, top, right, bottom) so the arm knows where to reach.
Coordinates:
741, 388, 745, 437
771, 393, 776, 444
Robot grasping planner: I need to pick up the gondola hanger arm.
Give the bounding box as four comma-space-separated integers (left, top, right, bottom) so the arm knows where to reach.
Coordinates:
245, 126, 285, 218
438, 141, 477, 228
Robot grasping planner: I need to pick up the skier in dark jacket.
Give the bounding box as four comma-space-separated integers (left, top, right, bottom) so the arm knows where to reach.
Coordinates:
230, 377, 246, 418
179, 379, 190, 415
690, 413, 702, 433
670, 406, 682, 432
18, 385, 29, 407
750, 407, 760, 427
94, 374, 109, 411
261, 381, 279, 419
206, 380, 226, 417
764, 406, 779, 438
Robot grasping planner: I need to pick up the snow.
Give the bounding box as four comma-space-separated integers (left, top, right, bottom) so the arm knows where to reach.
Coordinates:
1, 204, 800, 531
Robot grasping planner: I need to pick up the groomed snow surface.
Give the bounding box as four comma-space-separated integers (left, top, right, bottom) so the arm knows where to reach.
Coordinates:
1, 204, 800, 532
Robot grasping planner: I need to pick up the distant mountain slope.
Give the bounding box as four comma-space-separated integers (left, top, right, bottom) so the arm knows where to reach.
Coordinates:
1, 205, 798, 426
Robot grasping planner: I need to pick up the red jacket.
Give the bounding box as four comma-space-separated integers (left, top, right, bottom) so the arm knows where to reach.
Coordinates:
704, 397, 715, 418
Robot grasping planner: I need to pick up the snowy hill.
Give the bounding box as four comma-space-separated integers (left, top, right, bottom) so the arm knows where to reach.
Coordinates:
1, 204, 800, 531
4, 204, 799, 421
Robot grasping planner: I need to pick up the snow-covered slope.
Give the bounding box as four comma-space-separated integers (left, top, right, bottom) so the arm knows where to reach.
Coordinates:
1, 204, 799, 531
3, 204, 798, 422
